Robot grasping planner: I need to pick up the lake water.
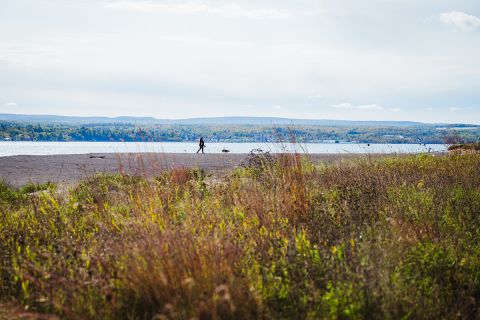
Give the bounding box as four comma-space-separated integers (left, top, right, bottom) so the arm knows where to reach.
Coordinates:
0, 142, 447, 157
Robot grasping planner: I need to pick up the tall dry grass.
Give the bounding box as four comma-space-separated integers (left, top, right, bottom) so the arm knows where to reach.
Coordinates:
0, 153, 479, 319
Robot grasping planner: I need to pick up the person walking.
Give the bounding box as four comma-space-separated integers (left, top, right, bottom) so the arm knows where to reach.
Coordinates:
197, 137, 205, 154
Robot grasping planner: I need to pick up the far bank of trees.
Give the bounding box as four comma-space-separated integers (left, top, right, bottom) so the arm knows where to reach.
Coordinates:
1, 121, 479, 144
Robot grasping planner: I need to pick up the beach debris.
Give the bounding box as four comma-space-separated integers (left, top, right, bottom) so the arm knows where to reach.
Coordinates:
241, 149, 274, 169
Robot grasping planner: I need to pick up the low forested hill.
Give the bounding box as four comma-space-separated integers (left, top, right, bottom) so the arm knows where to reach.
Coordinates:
0, 113, 442, 126
1, 120, 479, 144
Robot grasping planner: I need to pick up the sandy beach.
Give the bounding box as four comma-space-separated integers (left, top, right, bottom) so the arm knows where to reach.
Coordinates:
0, 153, 380, 187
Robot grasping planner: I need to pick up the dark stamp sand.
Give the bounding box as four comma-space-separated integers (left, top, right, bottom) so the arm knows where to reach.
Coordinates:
0, 153, 381, 187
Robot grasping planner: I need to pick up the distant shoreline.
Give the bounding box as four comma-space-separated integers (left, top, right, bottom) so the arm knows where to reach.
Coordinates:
3, 117, 478, 145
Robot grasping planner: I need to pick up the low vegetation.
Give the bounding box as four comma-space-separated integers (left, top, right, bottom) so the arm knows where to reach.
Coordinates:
1, 153, 479, 319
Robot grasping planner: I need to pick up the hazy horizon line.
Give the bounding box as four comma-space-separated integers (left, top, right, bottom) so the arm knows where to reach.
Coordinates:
1, 112, 479, 125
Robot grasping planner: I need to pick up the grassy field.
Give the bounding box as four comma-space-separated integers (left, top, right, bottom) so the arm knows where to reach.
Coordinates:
1, 153, 479, 319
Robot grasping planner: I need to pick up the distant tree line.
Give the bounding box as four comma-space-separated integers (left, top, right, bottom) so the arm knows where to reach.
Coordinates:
1, 121, 479, 144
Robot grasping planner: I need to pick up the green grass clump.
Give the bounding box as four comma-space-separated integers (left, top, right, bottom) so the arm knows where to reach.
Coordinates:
0, 181, 55, 206
1, 155, 480, 319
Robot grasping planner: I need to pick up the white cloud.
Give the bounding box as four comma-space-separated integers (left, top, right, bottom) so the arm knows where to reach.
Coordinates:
105, 1, 290, 19
389, 108, 401, 112
331, 102, 355, 109
427, 107, 434, 111
6, 102, 17, 107
272, 105, 282, 110
307, 94, 323, 99
450, 107, 460, 111
331, 103, 384, 111
439, 11, 480, 31
357, 104, 384, 110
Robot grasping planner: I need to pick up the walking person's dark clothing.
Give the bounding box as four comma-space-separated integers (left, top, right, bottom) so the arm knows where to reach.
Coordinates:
197, 137, 205, 154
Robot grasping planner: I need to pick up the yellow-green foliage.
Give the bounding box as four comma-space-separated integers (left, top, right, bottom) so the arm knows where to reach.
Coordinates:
1, 154, 480, 319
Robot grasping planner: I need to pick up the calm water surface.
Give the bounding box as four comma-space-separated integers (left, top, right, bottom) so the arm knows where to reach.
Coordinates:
0, 142, 447, 157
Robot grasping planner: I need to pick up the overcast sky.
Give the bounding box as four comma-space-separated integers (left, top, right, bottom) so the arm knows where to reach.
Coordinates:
0, 0, 479, 123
